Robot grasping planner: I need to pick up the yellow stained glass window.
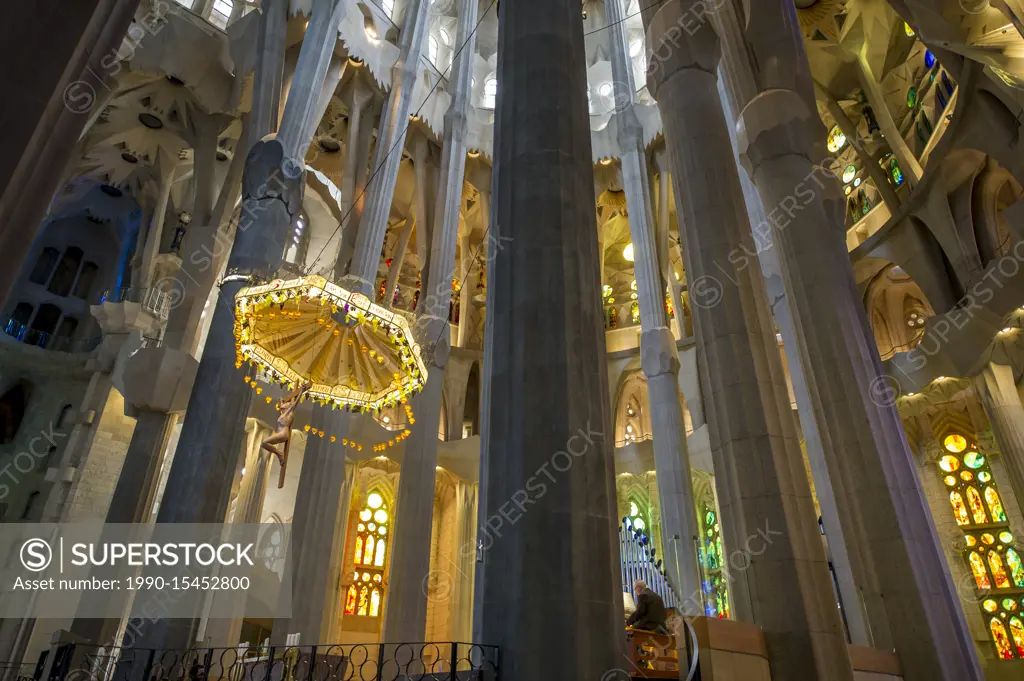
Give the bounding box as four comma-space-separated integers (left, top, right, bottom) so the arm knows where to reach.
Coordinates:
370, 588, 381, 617
989, 551, 1011, 589
992, 618, 1014, 659
966, 487, 988, 524
985, 487, 1007, 522
1009, 618, 1024, 657
1006, 548, 1024, 587
939, 455, 960, 473
943, 433, 967, 453
357, 585, 369, 616
950, 491, 970, 526
348, 491, 391, 617
344, 585, 357, 615
969, 551, 991, 589
827, 125, 846, 152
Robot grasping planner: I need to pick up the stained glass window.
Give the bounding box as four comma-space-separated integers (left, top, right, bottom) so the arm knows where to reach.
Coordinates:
924, 50, 936, 68
990, 552, 1011, 589
967, 487, 988, 524
1006, 548, 1024, 587
950, 491, 969, 526
842, 166, 856, 184
985, 487, 1007, 522
939, 432, 1024, 658
906, 87, 918, 109
827, 126, 846, 152
970, 551, 991, 589
698, 503, 729, 619
344, 491, 391, 617
1010, 618, 1024, 657
992, 619, 1014, 659
890, 158, 904, 186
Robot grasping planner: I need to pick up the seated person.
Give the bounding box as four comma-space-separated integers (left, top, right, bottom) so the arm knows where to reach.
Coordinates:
626, 579, 668, 633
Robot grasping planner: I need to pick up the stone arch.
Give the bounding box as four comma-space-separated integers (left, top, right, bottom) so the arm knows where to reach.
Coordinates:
860, 259, 937, 360
865, 216, 960, 313
614, 371, 652, 446
972, 159, 1023, 265
463, 361, 480, 437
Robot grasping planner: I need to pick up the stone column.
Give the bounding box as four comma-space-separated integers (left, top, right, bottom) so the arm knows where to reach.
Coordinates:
381, 0, 477, 641
855, 56, 924, 185
976, 363, 1024, 514
384, 218, 414, 302
274, 432, 355, 644
235, 419, 274, 524
448, 481, 476, 642
643, 3, 853, 679
141, 164, 177, 287
248, 0, 288, 143
456, 232, 476, 348
477, 2, 624, 680
737, 85, 983, 681
606, 0, 701, 610
334, 78, 376, 277
652, 160, 686, 340
343, 0, 430, 294
410, 136, 433, 280
127, 0, 343, 652
711, 0, 876, 647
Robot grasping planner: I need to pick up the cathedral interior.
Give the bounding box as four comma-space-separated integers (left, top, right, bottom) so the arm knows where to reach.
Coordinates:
1, 0, 1024, 680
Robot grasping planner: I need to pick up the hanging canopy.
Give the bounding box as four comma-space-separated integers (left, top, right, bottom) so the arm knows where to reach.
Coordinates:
234, 274, 427, 411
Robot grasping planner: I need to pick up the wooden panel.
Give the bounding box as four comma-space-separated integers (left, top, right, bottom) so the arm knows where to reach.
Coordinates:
692, 616, 769, 659
848, 645, 902, 676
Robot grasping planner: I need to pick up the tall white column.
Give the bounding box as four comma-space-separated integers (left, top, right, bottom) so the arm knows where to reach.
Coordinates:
343, 0, 430, 295
976, 362, 1024, 514
652, 160, 686, 340
711, 0, 875, 647
644, 2, 853, 678
737, 81, 983, 681
606, 0, 701, 611
384, 217, 415, 302
274, 421, 356, 644
141, 166, 175, 287
456, 232, 476, 348
334, 78, 374, 277
448, 481, 477, 642
381, 0, 476, 642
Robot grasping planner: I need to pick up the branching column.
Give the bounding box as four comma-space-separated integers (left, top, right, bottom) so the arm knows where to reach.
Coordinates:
381, 0, 477, 642
127, 0, 343, 652
737, 85, 983, 680
643, 3, 853, 679
344, 0, 430, 295
606, 0, 701, 611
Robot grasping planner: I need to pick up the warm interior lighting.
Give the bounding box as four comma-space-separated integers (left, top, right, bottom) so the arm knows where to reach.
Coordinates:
623, 243, 634, 262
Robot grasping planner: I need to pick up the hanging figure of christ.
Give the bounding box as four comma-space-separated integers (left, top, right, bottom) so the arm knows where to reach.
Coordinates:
261, 380, 312, 488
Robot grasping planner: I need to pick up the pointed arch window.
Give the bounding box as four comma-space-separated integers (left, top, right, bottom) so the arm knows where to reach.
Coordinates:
939, 431, 1024, 658
344, 492, 390, 617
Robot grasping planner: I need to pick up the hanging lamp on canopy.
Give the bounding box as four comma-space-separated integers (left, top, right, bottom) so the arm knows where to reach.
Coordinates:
233, 274, 427, 412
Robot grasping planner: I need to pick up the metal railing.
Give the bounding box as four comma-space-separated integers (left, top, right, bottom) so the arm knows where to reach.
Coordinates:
101, 287, 171, 320
36, 642, 499, 681
2, 319, 102, 354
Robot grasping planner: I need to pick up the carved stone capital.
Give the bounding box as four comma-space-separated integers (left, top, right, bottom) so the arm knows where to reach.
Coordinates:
119, 345, 199, 415
645, 0, 721, 96
737, 88, 817, 177
640, 327, 680, 379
